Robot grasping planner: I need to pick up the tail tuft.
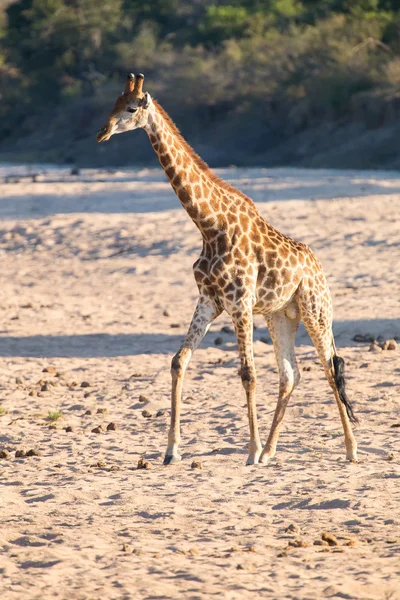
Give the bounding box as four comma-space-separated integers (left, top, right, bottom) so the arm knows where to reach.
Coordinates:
332, 355, 359, 425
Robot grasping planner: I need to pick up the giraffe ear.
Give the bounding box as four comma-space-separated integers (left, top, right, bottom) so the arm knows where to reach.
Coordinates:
139, 92, 151, 109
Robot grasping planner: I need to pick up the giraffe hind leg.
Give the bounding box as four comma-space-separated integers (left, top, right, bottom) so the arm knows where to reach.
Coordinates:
298, 290, 358, 462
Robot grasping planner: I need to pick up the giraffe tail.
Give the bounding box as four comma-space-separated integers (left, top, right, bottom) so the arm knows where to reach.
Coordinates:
332, 353, 359, 425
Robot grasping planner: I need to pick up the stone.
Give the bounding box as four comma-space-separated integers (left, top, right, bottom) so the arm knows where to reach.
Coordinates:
142, 410, 152, 418
369, 342, 382, 353
0, 450, 9, 459
139, 395, 149, 403
91, 426, 103, 434
65, 426, 73, 432
214, 337, 223, 346
26, 449, 41, 457
15, 450, 26, 458
80, 381, 91, 388
285, 523, 300, 534
137, 458, 151, 469
191, 460, 203, 470
42, 366, 57, 374
106, 422, 117, 431
321, 531, 339, 546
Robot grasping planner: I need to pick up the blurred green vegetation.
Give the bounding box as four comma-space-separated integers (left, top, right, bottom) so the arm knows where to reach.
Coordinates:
1, 0, 400, 167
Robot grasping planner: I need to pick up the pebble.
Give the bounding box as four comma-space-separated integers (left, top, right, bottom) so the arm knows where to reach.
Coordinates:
96, 408, 107, 415
191, 460, 203, 470
26, 449, 41, 457
137, 458, 151, 469
285, 523, 300, 534
15, 450, 26, 458
381, 339, 397, 351
220, 326, 234, 335
28, 391, 36, 397
0, 450, 9, 459
15, 377, 23, 385
359, 363, 370, 368
170, 323, 180, 328
156, 410, 166, 417
65, 426, 74, 433
42, 366, 57, 374
41, 383, 51, 392
288, 539, 308, 548
139, 395, 149, 403
313, 540, 329, 546
163, 309, 170, 317
81, 381, 91, 388
84, 392, 91, 398
91, 426, 103, 434
214, 337, 223, 346
84, 409, 93, 416
106, 422, 117, 431
122, 544, 132, 553
142, 410, 152, 418
369, 342, 382, 353
321, 531, 339, 546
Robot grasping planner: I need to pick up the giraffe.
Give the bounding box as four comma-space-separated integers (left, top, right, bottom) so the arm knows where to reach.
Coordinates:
96, 73, 358, 466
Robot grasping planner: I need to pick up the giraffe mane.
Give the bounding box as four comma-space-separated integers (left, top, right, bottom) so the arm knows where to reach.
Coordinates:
153, 100, 256, 207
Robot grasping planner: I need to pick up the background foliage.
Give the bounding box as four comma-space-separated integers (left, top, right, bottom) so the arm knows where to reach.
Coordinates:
1, 0, 400, 167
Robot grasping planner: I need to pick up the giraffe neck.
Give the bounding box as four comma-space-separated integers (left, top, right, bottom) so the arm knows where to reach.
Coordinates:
144, 101, 248, 239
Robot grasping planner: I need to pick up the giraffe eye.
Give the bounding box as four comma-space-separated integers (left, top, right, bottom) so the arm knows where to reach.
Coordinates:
127, 107, 137, 113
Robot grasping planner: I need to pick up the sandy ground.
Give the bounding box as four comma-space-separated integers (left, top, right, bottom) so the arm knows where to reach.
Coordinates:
0, 165, 399, 600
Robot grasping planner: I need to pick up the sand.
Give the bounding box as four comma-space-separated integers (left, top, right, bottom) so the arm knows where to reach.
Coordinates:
0, 165, 399, 600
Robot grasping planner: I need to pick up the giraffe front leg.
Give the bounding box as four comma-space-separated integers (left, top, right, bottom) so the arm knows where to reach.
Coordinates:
232, 308, 262, 465
163, 296, 221, 465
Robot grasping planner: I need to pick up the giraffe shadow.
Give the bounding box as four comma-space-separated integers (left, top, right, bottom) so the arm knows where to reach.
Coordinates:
0, 318, 397, 358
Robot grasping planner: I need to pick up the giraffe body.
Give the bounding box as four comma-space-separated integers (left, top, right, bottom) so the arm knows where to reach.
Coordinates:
97, 74, 358, 466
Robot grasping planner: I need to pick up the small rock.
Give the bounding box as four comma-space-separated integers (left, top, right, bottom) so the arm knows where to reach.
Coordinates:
70, 167, 80, 176
369, 342, 382, 353
191, 460, 203, 470
41, 383, 50, 392
138, 395, 149, 403
321, 531, 339, 546
42, 366, 57, 374
170, 323, 180, 328
55, 372, 64, 379
80, 381, 91, 388
15, 450, 26, 458
91, 426, 103, 434
156, 410, 166, 417
313, 540, 329, 546
65, 426, 74, 433
386, 452, 395, 461
0, 450, 9, 459
122, 544, 132, 553
84, 392, 91, 398
84, 409, 93, 416
214, 337, 223, 346
68, 381, 78, 387
353, 334, 367, 343
259, 336, 271, 344
285, 523, 300, 534
288, 539, 308, 548
26, 449, 41, 457
381, 339, 397, 351
130, 373, 142, 378
220, 326, 234, 335
142, 410, 152, 418
15, 377, 23, 385
137, 458, 151, 469
359, 363, 369, 368
106, 422, 117, 431
390, 423, 400, 428
48, 425, 57, 430
96, 408, 107, 415
344, 540, 357, 547
28, 391, 36, 397
162, 309, 170, 317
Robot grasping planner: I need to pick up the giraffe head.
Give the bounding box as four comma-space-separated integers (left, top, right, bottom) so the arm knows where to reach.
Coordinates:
96, 73, 151, 142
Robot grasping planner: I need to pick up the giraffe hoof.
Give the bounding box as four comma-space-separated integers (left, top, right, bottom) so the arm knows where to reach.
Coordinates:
246, 452, 261, 466
258, 454, 272, 466
163, 454, 182, 465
